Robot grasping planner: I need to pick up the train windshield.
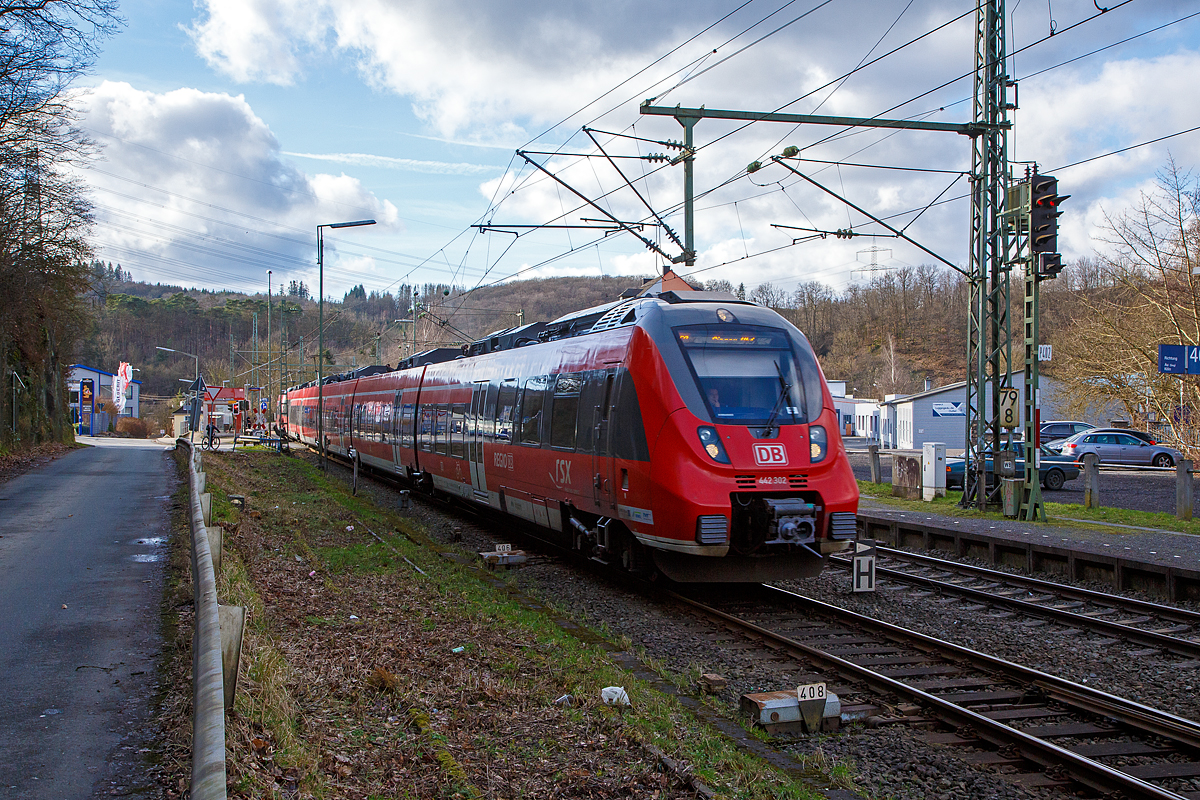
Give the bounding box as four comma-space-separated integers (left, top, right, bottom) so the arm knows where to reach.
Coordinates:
675, 325, 820, 425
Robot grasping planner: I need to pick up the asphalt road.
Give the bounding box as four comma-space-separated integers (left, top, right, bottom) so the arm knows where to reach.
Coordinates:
847, 450, 1193, 515
0, 437, 175, 799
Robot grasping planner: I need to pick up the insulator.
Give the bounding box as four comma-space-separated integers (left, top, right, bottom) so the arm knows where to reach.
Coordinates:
663, 139, 684, 150
781, 146, 799, 158
746, 160, 762, 174
644, 153, 669, 163
835, 228, 854, 239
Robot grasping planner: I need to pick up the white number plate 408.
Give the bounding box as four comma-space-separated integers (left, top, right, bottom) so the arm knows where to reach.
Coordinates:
797, 682, 827, 701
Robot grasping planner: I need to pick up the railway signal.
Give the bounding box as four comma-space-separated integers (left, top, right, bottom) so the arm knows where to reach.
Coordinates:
1030, 174, 1068, 280
1038, 252, 1064, 280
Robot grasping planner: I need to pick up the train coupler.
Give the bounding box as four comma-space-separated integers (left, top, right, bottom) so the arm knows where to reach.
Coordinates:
751, 497, 819, 545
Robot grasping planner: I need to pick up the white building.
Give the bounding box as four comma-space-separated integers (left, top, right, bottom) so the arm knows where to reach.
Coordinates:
878, 375, 1094, 451
68, 364, 141, 435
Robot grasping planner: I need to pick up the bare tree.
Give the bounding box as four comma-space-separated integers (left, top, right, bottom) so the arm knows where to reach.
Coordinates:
0, 0, 120, 447
749, 281, 788, 309
1055, 158, 1200, 451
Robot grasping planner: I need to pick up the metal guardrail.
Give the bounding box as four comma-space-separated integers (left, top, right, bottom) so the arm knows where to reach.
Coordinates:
179, 438, 228, 800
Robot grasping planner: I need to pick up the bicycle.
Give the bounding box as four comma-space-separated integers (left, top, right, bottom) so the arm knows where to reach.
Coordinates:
202, 427, 219, 451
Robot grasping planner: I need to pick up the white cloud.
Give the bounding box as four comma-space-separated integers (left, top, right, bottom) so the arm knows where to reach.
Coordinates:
75, 81, 398, 292
179, 0, 1200, 294
186, 0, 328, 85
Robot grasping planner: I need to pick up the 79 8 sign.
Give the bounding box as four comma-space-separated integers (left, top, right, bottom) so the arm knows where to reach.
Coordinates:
998, 387, 1020, 429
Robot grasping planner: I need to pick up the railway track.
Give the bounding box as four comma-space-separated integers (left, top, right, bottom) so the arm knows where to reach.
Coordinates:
671, 583, 1200, 799
829, 546, 1200, 658
305, 443, 1200, 796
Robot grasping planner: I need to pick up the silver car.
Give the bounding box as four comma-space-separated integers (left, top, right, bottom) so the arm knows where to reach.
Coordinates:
1059, 430, 1182, 468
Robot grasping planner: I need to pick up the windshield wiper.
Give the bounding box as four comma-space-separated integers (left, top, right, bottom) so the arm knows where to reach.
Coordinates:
763, 360, 796, 437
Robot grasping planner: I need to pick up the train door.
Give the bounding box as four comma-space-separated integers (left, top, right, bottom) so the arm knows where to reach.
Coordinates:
468, 381, 490, 500
391, 389, 404, 468
591, 369, 618, 511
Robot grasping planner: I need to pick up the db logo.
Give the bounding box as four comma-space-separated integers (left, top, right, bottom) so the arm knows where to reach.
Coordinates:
753, 443, 788, 466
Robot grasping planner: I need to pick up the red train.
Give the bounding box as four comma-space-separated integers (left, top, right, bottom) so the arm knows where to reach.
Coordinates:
282, 282, 858, 582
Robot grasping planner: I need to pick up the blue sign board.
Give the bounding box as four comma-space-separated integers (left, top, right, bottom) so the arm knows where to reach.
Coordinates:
931, 401, 966, 417
1159, 344, 1200, 375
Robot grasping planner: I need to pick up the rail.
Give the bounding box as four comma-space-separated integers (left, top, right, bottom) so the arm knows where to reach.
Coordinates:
669, 585, 1198, 799
179, 438, 228, 800
830, 547, 1200, 658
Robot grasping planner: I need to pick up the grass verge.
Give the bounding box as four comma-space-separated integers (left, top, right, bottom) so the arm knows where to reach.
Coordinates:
161, 449, 842, 799
857, 479, 1200, 536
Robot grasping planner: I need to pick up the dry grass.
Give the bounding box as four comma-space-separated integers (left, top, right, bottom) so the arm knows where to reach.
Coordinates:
0, 441, 76, 481
159, 449, 830, 799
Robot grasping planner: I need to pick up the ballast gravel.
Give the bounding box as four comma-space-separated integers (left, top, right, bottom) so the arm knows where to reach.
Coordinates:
334, 461, 1200, 799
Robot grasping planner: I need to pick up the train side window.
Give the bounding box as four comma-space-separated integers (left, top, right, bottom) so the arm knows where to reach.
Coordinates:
419, 405, 433, 452
434, 404, 449, 455
450, 403, 467, 458
496, 379, 517, 442
602, 373, 615, 420
550, 373, 583, 450
519, 375, 550, 446
400, 402, 415, 448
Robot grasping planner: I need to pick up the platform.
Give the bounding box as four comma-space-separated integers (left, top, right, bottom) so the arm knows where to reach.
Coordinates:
857, 500, 1200, 601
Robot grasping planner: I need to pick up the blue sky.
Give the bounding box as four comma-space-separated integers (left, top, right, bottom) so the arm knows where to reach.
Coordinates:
75, 0, 1200, 301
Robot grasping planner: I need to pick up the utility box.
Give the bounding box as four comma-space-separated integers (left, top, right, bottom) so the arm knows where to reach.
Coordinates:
892, 455, 922, 500
922, 442, 946, 501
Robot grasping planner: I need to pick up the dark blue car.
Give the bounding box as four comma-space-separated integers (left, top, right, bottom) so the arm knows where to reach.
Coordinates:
946, 444, 1080, 491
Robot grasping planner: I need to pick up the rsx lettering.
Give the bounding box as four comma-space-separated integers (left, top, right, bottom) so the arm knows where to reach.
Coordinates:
553, 459, 572, 486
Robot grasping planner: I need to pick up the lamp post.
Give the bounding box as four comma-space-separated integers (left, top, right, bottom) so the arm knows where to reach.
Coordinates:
156, 345, 198, 381
376, 319, 414, 364
316, 219, 376, 470
267, 269, 272, 424
159, 346, 200, 441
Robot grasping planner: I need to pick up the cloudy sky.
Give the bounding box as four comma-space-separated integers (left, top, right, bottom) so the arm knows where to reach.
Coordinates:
76, 0, 1200, 301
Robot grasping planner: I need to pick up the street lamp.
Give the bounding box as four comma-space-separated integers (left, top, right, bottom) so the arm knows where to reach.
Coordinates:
376, 318, 414, 364
316, 219, 376, 469
160, 346, 200, 441
157, 346, 198, 381
267, 269, 272, 424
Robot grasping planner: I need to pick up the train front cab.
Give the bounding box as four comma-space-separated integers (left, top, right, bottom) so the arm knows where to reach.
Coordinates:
630, 299, 859, 583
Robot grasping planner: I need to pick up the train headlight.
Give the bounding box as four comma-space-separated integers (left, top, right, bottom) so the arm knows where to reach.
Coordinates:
697, 426, 730, 464
809, 425, 828, 463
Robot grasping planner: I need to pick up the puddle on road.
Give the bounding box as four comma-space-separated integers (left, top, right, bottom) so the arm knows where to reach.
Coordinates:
131, 554, 162, 563
134, 537, 166, 546
40, 709, 61, 717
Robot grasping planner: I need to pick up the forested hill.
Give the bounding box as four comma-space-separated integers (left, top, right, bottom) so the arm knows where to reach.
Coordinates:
75, 263, 995, 401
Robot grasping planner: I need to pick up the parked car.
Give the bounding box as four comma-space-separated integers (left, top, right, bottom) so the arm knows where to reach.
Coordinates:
1084, 427, 1158, 445
1040, 420, 1094, 441
1058, 430, 1181, 468
945, 444, 1081, 491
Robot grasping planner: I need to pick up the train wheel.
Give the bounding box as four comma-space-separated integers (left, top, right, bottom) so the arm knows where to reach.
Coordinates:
621, 535, 648, 574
